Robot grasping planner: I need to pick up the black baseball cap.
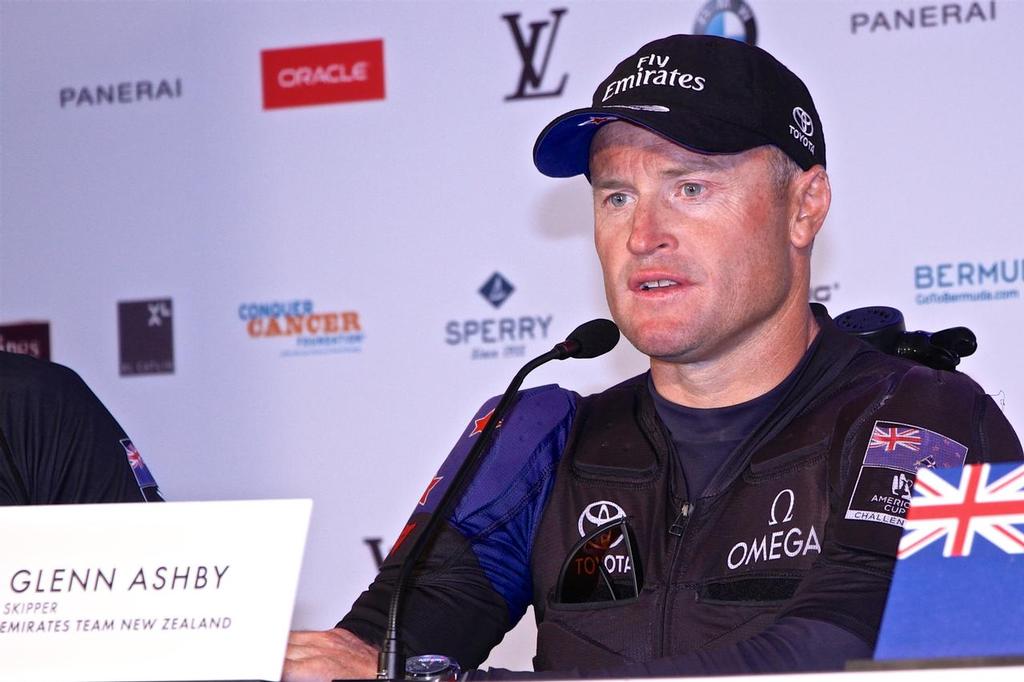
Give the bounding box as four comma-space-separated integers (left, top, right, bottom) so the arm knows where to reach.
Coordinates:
533, 34, 825, 177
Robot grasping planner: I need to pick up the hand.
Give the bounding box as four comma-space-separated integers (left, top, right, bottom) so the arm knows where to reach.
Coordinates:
283, 627, 379, 681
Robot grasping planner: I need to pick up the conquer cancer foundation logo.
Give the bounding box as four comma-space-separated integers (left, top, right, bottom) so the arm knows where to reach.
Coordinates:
238, 299, 364, 357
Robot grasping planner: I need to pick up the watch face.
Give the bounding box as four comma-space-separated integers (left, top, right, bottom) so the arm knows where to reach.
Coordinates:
406, 654, 452, 677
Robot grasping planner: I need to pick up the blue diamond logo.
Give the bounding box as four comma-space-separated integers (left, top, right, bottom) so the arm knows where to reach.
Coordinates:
479, 272, 515, 309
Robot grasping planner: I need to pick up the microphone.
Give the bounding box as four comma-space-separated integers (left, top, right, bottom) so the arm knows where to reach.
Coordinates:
377, 319, 620, 680
552, 318, 621, 360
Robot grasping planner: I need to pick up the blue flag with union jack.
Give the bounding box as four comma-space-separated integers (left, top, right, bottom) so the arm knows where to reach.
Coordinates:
875, 462, 1024, 660
120, 438, 158, 489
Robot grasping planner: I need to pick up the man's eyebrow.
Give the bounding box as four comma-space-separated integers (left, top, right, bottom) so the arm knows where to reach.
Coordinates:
591, 156, 739, 189
591, 177, 629, 191
659, 158, 734, 177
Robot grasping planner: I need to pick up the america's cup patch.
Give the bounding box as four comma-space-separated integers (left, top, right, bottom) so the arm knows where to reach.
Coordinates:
844, 421, 968, 528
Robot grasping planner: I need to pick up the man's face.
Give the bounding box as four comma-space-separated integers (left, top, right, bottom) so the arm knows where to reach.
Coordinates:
590, 122, 801, 365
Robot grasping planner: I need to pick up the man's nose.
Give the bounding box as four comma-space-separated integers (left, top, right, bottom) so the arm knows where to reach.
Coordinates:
626, 197, 677, 255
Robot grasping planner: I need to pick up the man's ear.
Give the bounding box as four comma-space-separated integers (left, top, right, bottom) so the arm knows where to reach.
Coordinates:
789, 166, 831, 249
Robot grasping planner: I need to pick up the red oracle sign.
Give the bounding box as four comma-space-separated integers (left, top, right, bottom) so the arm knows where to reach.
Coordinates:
261, 39, 385, 110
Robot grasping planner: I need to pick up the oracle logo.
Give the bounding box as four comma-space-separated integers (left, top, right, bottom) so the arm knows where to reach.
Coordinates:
277, 63, 369, 88
261, 39, 385, 110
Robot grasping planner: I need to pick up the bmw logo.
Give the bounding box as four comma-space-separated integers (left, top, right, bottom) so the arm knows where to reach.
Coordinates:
693, 0, 758, 46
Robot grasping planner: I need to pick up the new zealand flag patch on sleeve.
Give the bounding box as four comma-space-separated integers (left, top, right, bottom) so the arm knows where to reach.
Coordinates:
844, 421, 968, 528
121, 438, 158, 490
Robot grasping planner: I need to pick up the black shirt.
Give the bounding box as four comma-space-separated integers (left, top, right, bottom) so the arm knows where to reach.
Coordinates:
0, 351, 162, 504
649, 357, 804, 499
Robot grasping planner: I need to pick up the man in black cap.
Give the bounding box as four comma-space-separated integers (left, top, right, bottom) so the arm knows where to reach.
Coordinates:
284, 35, 1021, 680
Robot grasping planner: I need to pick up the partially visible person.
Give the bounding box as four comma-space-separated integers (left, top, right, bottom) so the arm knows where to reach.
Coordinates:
0, 350, 163, 504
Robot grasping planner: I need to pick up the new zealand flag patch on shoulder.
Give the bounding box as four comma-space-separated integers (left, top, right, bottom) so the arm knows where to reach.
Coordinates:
844, 421, 968, 528
121, 438, 158, 490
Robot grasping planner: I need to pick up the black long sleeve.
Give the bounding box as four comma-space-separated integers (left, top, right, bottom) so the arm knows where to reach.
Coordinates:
473, 617, 870, 679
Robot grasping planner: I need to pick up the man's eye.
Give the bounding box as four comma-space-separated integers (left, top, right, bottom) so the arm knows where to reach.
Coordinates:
681, 183, 703, 198
607, 193, 629, 208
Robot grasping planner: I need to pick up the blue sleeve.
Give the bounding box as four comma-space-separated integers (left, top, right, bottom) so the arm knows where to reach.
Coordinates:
339, 385, 578, 667
444, 385, 579, 625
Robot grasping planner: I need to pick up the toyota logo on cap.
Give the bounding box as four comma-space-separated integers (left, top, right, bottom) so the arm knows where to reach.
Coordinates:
792, 107, 814, 137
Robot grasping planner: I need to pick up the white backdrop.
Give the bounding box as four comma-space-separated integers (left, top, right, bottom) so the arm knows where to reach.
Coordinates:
1, 0, 1021, 670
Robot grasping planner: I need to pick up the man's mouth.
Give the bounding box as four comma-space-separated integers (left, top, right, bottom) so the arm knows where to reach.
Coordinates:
639, 279, 680, 291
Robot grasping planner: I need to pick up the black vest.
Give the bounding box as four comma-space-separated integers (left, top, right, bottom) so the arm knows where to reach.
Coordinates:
528, 345, 887, 670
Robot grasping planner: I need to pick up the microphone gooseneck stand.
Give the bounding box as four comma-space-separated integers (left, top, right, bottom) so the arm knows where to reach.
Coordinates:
377, 319, 620, 680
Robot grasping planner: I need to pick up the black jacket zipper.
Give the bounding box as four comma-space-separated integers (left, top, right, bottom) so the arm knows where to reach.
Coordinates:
669, 502, 692, 537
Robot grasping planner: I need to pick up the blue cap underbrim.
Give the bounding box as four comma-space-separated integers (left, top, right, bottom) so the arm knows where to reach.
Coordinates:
533, 109, 633, 178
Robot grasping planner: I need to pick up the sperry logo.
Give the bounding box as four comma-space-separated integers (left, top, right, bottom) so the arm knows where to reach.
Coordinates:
502, 8, 568, 101
478, 272, 515, 309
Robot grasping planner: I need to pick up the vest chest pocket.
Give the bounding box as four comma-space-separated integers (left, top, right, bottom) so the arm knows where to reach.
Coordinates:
688, 444, 830, 580
697, 575, 802, 604
554, 518, 643, 604
536, 584, 660, 671
535, 517, 659, 670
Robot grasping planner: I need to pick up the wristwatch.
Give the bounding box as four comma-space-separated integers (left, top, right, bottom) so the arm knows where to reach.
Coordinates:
405, 654, 462, 682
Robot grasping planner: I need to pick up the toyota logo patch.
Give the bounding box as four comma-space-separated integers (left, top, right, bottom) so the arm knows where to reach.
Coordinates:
792, 106, 814, 137
578, 500, 627, 547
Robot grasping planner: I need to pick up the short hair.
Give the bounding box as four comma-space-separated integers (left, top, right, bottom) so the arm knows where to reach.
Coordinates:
765, 145, 802, 197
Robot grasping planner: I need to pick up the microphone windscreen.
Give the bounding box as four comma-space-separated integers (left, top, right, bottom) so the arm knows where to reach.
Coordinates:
566, 319, 620, 359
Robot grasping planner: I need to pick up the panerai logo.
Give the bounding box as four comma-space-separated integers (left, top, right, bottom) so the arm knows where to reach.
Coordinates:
60, 78, 182, 108
789, 107, 815, 154
602, 54, 706, 102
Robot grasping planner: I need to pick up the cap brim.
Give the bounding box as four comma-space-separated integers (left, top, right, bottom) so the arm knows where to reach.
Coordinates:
533, 107, 775, 179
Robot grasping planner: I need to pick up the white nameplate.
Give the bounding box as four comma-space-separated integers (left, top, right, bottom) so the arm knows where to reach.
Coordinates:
0, 499, 312, 682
